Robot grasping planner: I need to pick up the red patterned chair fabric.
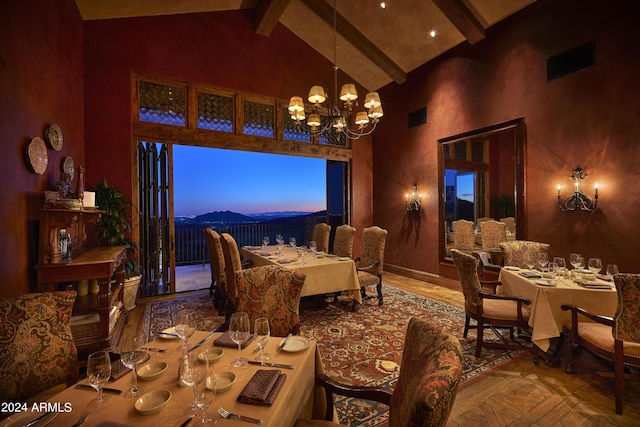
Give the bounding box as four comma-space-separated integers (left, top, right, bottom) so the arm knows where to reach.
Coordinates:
332, 224, 356, 258
0, 291, 78, 402
295, 317, 463, 427
312, 223, 331, 253
452, 219, 475, 251
498, 240, 550, 269
234, 265, 306, 337
204, 228, 226, 308
451, 249, 537, 361
355, 226, 388, 306
479, 220, 506, 250
561, 273, 640, 414
220, 233, 243, 313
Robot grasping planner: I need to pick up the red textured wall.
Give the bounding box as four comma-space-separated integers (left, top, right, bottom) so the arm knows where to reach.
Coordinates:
376, 0, 640, 276
0, 0, 84, 296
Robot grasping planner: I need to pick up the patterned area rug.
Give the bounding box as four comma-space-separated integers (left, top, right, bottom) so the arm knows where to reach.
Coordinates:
138, 286, 526, 426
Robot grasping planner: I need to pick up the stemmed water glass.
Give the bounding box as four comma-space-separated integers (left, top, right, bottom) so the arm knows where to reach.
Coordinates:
86, 350, 112, 409
228, 312, 250, 368
537, 252, 549, 272
553, 257, 567, 278
262, 236, 270, 253
309, 240, 317, 256
180, 353, 207, 417
194, 361, 218, 426
254, 317, 271, 364
120, 334, 148, 398
289, 237, 296, 249
525, 253, 536, 271
175, 310, 197, 353
588, 258, 602, 275
569, 253, 582, 271
606, 264, 619, 280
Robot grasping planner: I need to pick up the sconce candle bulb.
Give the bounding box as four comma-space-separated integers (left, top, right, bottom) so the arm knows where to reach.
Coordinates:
406, 184, 422, 212
557, 167, 599, 211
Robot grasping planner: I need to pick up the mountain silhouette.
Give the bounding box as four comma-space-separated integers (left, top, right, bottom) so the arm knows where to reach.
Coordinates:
193, 210, 256, 224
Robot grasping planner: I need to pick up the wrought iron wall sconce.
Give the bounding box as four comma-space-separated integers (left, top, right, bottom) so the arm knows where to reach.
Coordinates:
405, 184, 422, 212
557, 167, 598, 211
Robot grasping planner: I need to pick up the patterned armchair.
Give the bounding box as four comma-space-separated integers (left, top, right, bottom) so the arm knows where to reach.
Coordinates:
204, 228, 226, 311
312, 223, 331, 253
332, 224, 356, 258
220, 233, 252, 315
561, 273, 640, 414
295, 317, 463, 427
355, 226, 388, 306
0, 291, 78, 403
451, 250, 537, 361
479, 220, 506, 250
498, 240, 550, 269
234, 265, 306, 337
452, 219, 475, 251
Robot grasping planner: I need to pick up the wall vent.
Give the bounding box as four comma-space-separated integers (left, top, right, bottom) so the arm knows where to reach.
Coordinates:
547, 40, 595, 81
408, 107, 427, 128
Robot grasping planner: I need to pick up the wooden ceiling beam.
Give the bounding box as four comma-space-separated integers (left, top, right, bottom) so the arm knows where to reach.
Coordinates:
301, 0, 406, 85
432, 0, 485, 44
255, 0, 292, 36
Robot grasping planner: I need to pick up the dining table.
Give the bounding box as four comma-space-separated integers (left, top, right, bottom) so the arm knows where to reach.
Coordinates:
241, 245, 362, 305
7, 331, 325, 427
498, 267, 618, 353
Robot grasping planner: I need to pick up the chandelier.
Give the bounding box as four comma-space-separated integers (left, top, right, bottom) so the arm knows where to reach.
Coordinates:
288, 0, 383, 140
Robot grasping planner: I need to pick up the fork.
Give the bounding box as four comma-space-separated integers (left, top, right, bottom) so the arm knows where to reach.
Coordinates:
217, 407, 263, 424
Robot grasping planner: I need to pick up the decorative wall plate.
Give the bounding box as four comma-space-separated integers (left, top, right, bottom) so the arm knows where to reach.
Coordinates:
28, 137, 48, 175
46, 124, 63, 151
63, 156, 75, 179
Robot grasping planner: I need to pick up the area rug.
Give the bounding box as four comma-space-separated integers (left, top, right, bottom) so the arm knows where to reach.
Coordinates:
138, 286, 526, 426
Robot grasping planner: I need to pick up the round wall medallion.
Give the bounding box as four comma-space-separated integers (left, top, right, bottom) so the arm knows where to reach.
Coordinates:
28, 137, 48, 175
46, 124, 64, 151
63, 156, 75, 180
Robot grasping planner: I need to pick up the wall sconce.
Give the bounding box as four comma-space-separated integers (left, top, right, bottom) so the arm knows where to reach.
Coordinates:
557, 167, 598, 211
405, 184, 422, 212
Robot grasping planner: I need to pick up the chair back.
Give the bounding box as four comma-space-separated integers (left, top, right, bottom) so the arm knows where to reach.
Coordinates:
450, 249, 483, 315
234, 265, 306, 337
480, 220, 506, 250
499, 216, 516, 234
333, 224, 356, 258
312, 223, 331, 253
358, 226, 388, 276
204, 228, 226, 289
221, 233, 243, 306
452, 219, 475, 250
613, 273, 640, 343
389, 317, 463, 427
477, 216, 492, 224
498, 240, 550, 269
0, 291, 78, 402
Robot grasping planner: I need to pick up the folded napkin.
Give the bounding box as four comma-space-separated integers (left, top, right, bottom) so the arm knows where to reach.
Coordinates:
213, 332, 255, 348
109, 354, 150, 381
278, 258, 294, 264
519, 271, 542, 279
237, 369, 286, 406
578, 281, 613, 289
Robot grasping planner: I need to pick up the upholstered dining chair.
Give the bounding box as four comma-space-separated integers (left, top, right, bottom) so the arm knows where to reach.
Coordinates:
0, 291, 79, 403
220, 232, 252, 316
234, 265, 306, 337
355, 226, 388, 306
561, 273, 640, 414
498, 240, 550, 269
332, 224, 356, 258
499, 216, 516, 235
451, 219, 475, 251
295, 317, 463, 427
480, 220, 506, 250
312, 223, 331, 253
204, 228, 226, 311
450, 249, 537, 362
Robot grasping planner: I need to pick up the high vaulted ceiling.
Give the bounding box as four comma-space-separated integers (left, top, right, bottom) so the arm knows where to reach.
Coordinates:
75, 0, 538, 91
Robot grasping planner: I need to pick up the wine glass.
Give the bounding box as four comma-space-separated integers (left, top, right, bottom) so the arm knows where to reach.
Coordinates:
180, 352, 207, 415
297, 249, 306, 265
195, 362, 218, 426
606, 264, 619, 280
588, 258, 602, 274
262, 236, 269, 253
309, 240, 317, 257
553, 257, 566, 278
575, 255, 585, 270
525, 253, 536, 270
537, 252, 549, 271
228, 312, 250, 368
289, 237, 296, 249
86, 350, 112, 409
120, 334, 148, 398
254, 317, 271, 364
175, 310, 197, 353
569, 253, 582, 270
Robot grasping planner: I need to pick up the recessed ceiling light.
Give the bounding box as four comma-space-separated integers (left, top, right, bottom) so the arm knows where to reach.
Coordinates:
380, 2, 386, 8
430, 30, 437, 38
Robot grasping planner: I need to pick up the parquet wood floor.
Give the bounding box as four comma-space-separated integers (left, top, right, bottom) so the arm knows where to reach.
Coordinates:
125, 271, 640, 426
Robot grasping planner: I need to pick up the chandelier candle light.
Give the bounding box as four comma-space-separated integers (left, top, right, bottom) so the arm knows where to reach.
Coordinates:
557, 167, 599, 211
406, 184, 422, 212
288, 0, 383, 140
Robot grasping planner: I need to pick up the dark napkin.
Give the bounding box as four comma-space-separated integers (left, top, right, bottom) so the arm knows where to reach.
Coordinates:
109, 354, 150, 381
519, 271, 542, 279
596, 273, 613, 282
237, 369, 286, 406
578, 281, 613, 289
214, 332, 255, 348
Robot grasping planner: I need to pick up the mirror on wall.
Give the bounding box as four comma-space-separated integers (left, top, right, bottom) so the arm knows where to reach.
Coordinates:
438, 118, 526, 262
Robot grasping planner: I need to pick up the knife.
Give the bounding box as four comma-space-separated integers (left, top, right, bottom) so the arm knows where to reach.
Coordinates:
277, 333, 293, 352
188, 322, 227, 353
75, 384, 122, 394
24, 411, 54, 427
248, 360, 294, 369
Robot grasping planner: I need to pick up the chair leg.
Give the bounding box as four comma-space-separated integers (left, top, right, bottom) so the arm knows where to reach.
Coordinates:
376, 281, 383, 306
476, 322, 484, 357
563, 333, 575, 374
463, 315, 470, 338
615, 340, 624, 414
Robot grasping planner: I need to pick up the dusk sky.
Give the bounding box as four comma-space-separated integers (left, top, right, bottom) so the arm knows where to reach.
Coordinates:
173, 146, 327, 216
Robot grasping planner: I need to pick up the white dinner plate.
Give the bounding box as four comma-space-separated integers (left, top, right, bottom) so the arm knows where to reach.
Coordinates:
338, 257, 350, 261
267, 255, 279, 259
535, 279, 556, 287
0, 410, 57, 427
158, 327, 180, 340
281, 336, 310, 352
503, 266, 520, 271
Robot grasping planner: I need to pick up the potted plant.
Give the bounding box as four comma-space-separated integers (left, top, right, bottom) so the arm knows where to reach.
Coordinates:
92, 179, 141, 310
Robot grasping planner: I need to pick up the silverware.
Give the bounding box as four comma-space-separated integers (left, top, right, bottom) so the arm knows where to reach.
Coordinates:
75, 383, 122, 395
217, 407, 263, 424
188, 322, 227, 353
23, 411, 54, 427
248, 360, 294, 369
159, 332, 180, 338
277, 333, 293, 352
179, 416, 194, 427
148, 347, 166, 353
71, 414, 89, 427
